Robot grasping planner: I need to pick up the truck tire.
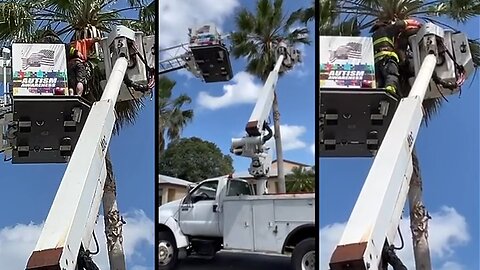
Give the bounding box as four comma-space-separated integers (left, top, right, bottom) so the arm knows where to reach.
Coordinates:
159, 231, 178, 270
291, 238, 315, 270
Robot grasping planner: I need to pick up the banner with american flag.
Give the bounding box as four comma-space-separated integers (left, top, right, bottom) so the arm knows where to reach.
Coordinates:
12, 44, 68, 96
320, 36, 376, 89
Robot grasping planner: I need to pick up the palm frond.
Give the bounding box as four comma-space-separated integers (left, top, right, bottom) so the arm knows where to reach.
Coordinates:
427, 0, 480, 23
422, 97, 443, 125
469, 39, 480, 68
232, 0, 311, 82
113, 98, 143, 135
158, 76, 194, 152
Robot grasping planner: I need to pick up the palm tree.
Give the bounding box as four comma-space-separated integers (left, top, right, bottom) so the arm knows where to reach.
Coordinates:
286, 166, 316, 193
158, 76, 194, 155
289, 0, 316, 25
0, 0, 153, 268
124, 0, 155, 35
231, 0, 310, 194
322, 1, 479, 268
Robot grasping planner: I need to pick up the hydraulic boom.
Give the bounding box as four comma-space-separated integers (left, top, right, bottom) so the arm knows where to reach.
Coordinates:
24, 26, 152, 270
230, 41, 301, 195
328, 23, 473, 270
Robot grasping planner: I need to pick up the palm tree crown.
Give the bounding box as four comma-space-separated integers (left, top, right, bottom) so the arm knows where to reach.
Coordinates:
231, 0, 311, 81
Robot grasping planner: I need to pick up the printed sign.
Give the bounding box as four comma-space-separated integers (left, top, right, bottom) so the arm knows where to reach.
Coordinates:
12, 43, 68, 96
320, 36, 376, 89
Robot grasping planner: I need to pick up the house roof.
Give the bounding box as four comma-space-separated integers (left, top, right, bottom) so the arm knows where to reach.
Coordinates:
159, 174, 193, 187
271, 159, 312, 167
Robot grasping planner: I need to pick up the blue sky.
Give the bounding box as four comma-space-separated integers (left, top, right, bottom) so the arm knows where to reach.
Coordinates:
159, 0, 315, 176
320, 16, 480, 270
0, 3, 154, 269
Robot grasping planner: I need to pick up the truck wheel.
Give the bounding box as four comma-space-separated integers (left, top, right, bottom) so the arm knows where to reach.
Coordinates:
158, 231, 178, 270
291, 238, 315, 270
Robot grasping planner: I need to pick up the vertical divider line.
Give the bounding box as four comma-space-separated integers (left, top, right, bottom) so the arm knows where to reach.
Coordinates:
314, 1, 320, 270
154, 0, 160, 268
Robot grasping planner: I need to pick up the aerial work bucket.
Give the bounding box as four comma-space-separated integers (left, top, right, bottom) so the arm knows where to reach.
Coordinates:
189, 24, 233, 83
319, 36, 399, 157
9, 43, 91, 163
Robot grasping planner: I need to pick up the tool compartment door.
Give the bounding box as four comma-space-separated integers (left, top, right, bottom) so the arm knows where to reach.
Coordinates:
223, 198, 254, 251
252, 199, 278, 253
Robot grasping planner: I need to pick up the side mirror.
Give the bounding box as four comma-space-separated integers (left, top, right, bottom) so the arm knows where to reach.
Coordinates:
183, 183, 197, 204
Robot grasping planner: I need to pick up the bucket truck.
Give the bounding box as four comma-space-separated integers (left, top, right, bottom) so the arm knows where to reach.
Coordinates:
158, 42, 315, 270
319, 23, 473, 269
0, 25, 155, 269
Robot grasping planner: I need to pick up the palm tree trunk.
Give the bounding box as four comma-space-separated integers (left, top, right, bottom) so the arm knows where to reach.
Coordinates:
159, 130, 165, 156
272, 93, 286, 193
104, 152, 127, 270
409, 149, 432, 270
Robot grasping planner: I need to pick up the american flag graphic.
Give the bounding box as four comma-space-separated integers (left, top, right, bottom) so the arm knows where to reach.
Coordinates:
329, 42, 362, 62
22, 49, 55, 69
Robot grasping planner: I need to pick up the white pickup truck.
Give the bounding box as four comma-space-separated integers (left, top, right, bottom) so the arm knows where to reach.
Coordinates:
158, 175, 316, 270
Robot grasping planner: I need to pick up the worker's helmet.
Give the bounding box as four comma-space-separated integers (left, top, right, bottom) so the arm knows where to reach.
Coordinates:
369, 19, 391, 33
39, 29, 62, 44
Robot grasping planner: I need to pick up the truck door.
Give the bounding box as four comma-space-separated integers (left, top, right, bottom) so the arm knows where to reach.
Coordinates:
178, 180, 221, 237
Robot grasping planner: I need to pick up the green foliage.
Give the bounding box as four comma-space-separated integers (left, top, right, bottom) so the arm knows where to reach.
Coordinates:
158, 76, 194, 154
288, 0, 316, 26
159, 137, 234, 183
0, 0, 150, 43
230, 0, 310, 81
286, 166, 316, 193
122, 0, 155, 35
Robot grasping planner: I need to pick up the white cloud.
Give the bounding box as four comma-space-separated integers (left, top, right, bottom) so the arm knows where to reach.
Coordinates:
0, 222, 41, 269
291, 67, 309, 78
197, 71, 262, 110
439, 261, 465, 270
320, 206, 469, 270
278, 125, 307, 151
310, 143, 315, 155
176, 68, 196, 80
159, 0, 239, 48
115, 210, 154, 264
0, 210, 153, 270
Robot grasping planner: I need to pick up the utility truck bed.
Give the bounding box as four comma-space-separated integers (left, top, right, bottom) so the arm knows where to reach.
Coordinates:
223, 194, 315, 254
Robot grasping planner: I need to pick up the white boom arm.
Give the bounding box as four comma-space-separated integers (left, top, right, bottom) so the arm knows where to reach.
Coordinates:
25, 57, 128, 270
330, 54, 437, 269
231, 41, 301, 195
245, 55, 284, 137
231, 55, 284, 194
330, 22, 473, 269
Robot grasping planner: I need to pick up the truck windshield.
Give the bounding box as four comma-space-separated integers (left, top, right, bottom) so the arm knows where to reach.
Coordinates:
191, 180, 218, 200
227, 180, 253, 196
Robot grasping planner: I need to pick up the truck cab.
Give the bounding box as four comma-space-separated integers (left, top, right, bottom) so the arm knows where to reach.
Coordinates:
176, 176, 253, 238
159, 176, 252, 239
